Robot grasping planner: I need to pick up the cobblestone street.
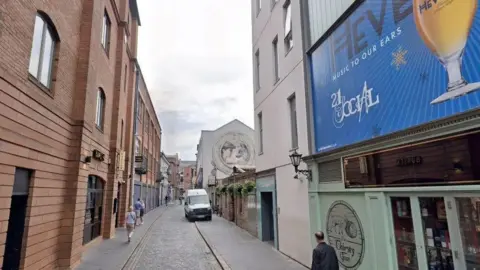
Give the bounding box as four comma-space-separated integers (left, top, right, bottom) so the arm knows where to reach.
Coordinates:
125, 205, 221, 270
77, 203, 307, 270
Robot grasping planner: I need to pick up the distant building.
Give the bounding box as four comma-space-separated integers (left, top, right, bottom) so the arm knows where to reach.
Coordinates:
180, 161, 196, 190
159, 152, 170, 204
195, 119, 255, 203
166, 153, 181, 199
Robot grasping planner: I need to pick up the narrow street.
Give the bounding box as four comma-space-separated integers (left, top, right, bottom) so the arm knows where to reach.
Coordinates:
126, 205, 220, 270
77, 203, 307, 270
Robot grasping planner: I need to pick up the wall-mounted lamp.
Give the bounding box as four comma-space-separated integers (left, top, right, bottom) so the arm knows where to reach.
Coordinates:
453, 162, 464, 174
83, 156, 92, 164
288, 149, 312, 181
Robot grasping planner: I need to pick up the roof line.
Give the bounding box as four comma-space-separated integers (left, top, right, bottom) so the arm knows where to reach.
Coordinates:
134, 60, 162, 133
129, 0, 141, 26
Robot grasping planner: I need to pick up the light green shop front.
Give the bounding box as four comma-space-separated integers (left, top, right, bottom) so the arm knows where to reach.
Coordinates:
306, 121, 480, 270
309, 182, 480, 270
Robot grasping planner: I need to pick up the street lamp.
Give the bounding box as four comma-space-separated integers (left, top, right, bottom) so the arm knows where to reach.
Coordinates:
289, 149, 312, 181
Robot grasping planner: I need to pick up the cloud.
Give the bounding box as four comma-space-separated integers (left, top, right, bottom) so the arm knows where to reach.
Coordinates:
137, 0, 254, 160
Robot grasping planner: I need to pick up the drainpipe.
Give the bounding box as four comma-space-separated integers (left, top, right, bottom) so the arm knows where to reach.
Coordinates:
130, 63, 140, 206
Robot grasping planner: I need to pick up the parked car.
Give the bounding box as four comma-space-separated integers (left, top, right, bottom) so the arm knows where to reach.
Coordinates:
184, 189, 212, 221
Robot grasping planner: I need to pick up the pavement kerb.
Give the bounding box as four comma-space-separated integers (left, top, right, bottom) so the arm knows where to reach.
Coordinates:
121, 207, 167, 269
194, 221, 232, 270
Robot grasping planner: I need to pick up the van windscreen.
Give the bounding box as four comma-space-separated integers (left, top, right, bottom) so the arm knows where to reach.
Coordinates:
189, 195, 209, 204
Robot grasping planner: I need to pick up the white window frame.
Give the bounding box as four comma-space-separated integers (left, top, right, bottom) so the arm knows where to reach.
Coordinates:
254, 50, 260, 91
283, 0, 293, 53
258, 112, 264, 154
256, 0, 262, 16
101, 10, 111, 53
272, 36, 279, 84
95, 88, 106, 129
288, 94, 298, 149
28, 14, 56, 89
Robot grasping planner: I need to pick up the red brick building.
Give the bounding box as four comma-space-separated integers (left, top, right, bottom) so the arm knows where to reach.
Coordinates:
0, 0, 145, 268
131, 66, 162, 213
180, 161, 196, 191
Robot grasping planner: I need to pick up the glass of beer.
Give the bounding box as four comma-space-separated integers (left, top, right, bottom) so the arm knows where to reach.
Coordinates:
413, 0, 480, 104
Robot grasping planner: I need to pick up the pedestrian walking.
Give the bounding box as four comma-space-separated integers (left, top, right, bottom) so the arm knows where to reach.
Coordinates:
125, 206, 136, 243
165, 195, 168, 206
311, 231, 339, 270
134, 198, 142, 225
139, 199, 145, 225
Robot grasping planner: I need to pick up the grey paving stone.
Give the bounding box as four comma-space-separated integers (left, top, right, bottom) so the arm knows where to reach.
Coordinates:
196, 216, 308, 270
75, 205, 168, 270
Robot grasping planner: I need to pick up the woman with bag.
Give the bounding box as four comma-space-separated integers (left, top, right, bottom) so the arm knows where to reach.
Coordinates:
125, 206, 136, 243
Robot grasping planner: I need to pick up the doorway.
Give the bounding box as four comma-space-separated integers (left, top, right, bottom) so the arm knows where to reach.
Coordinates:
115, 183, 121, 228
3, 168, 31, 270
388, 195, 480, 270
261, 192, 274, 244
83, 175, 104, 245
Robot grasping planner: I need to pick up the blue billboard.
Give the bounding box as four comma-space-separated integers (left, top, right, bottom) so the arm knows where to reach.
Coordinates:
310, 0, 480, 154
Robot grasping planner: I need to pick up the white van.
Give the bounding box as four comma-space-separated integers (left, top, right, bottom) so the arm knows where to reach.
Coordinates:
184, 189, 212, 221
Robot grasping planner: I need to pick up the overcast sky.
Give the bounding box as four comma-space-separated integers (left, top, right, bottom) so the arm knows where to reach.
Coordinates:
136, 1, 254, 161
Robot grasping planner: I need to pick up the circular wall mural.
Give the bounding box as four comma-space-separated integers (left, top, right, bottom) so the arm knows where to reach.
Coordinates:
326, 200, 365, 270
212, 132, 254, 174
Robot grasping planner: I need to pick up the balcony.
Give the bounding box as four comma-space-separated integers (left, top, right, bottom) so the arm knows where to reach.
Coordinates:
134, 155, 147, 175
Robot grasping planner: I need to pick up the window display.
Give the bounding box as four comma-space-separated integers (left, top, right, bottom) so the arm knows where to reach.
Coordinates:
419, 197, 454, 270
391, 197, 418, 270
456, 197, 480, 269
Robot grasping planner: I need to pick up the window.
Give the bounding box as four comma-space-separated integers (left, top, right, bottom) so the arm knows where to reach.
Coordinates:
137, 100, 143, 121
288, 94, 298, 148
256, 0, 262, 16
135, 138, 140, 155
28, 13, 57, 89
272, 36, 279, 83
123, 65, 127, 92
124, 31, 128, 45
101, 10, 111, 54
254, 50, 260, 91
95, 88, 106, 129
258, 112, 263, 154
120, 120, 124, 148
284, 1, 293, 52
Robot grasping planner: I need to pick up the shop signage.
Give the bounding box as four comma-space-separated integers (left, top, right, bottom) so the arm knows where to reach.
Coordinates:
326, 201, 365, 270
310, 0, 480, 154
396, 156, 423, 167
92, 149, 105, 161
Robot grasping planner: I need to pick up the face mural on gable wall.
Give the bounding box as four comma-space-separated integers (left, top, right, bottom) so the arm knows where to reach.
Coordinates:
212, 132, 254, 175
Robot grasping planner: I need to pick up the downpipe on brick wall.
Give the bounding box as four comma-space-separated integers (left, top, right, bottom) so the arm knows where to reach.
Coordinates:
130, 62, 140, 207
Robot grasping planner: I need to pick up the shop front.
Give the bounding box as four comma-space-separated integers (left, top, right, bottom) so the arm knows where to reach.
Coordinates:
304, 0, 480, 268
309, 131, 480, 270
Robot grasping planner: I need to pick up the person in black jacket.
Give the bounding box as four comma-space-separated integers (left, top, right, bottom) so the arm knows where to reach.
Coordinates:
311, 231, 339, 270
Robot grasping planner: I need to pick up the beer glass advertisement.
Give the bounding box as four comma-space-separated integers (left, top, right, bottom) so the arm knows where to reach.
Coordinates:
310, 0, 480, 153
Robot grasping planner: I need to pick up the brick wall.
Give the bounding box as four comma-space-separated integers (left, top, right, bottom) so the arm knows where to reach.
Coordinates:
216, 171, 257, 238
0, 0, 141, 269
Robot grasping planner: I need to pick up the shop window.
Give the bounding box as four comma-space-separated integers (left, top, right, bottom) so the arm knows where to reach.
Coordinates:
419, 197, 454, 269
456, 197, 480, 269
391, 197, 418, 270
344, 133, 474, 188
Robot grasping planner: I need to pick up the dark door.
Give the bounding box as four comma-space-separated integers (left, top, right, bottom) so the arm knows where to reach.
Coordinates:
134, 184, 141, 202
261, 192, 274, 243
83, 176, 104, 245
3, 168, 31, 270
115, 183, 121, 227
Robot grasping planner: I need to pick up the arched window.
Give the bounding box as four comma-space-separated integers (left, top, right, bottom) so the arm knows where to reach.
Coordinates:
28, 13, 59, 89
95, 88, 106, 130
